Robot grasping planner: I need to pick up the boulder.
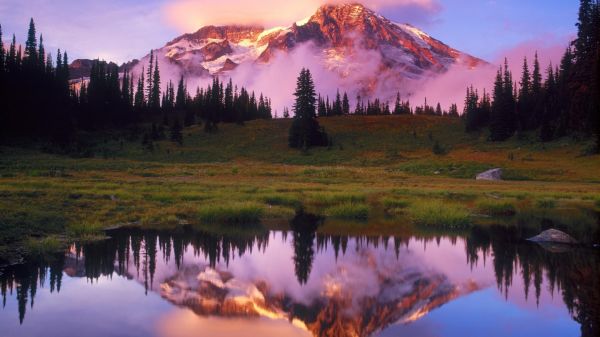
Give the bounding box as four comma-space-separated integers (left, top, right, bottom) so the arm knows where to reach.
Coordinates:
476, 168, 503, 181
527, 229, 578, 245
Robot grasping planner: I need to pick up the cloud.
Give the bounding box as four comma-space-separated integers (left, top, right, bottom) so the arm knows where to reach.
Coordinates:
164, 0, 441, 33
490, 33, 573, 73
0, 0, 176, 64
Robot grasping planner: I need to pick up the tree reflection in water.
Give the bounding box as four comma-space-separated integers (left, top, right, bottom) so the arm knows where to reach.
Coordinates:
0, 217, 598, 336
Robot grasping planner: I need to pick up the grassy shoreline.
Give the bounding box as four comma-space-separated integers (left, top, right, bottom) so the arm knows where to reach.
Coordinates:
1, 115, 599, 263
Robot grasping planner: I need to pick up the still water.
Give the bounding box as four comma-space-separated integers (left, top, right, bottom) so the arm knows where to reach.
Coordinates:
1, 218, 598, 337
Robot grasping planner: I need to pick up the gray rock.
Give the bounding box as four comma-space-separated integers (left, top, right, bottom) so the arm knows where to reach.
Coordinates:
476, 168, 503, 181
527, 229, 578, 245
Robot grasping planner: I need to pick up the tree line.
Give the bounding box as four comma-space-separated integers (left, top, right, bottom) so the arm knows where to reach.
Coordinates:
464, 0, 600, 150
311, 91, 458, 117
0, 19, 273, 149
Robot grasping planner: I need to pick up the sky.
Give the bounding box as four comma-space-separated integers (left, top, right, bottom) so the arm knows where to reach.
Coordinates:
0, 0, 578, 65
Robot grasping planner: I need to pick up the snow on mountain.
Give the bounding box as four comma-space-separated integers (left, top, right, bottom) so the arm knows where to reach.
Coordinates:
120, 3, 489, 110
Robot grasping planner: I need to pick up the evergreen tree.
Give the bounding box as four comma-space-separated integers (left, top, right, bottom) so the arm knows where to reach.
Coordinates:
134, 68, 145, 110
448, 103, 459, 117
531, 52, 543, 127
149, 60, 161, 110
7, 35, 16, 72
288, 68, 328, 149
24, 18, 37, 67
38, 35, 45, 71
517, 57, 533, 130
175, 76, 187, 110
0, 24, 5, 74
146, 51, 154, 104
342, 92, 350, 115
333, 90, 342, 116
490, 63, 516, 141
435, 103, 443, 116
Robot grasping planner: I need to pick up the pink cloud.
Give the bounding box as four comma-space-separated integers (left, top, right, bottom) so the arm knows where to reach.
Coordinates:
164, 0, 440, 33
490, 33, 574, 76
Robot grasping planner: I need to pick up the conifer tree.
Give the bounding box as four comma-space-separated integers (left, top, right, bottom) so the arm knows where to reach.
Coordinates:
288, 68, 328, 149
146, 51, 154, 103
7, 35, 16, 72
342, 92, 350, 115
517, 57, 533, 130
38, 35, 45, 71
175, 76, 186, 110
333, 90, 342, 116
24, 18, 37, 66
150, 60, 161, 110
0, 24, 5, 75
134, 68, 145, 110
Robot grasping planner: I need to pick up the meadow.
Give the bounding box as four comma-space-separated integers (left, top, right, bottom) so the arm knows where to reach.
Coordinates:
1, 115, 599, 263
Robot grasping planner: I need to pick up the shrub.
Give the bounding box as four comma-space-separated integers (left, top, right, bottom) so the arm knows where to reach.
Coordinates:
476, 200, 516, 216
325, 202, 369, 220
408, 200, 471, 228
432, 140, 448, 155
198, 202, 264, 224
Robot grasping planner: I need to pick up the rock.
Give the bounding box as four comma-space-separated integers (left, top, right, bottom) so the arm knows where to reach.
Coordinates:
527, 229, 578, 245
476, 168, 503, 181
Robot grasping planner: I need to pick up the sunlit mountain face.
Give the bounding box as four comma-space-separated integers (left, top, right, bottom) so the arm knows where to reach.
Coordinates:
1, 219, 597, 337
72, 3, 489, 110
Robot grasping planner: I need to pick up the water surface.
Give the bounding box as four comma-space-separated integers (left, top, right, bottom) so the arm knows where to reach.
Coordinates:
1, 221, 598, 337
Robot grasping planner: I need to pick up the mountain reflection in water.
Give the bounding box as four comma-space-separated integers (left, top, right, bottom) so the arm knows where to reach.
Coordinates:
0, 217, 598, 337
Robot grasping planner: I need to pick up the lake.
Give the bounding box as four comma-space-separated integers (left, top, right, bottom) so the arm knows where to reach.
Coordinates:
1, 214, 598, 337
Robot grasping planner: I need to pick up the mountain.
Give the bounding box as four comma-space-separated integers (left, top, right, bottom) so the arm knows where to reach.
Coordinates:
69, 58, 120, 80
157, 264, 479, 337
129, 3, 484, 92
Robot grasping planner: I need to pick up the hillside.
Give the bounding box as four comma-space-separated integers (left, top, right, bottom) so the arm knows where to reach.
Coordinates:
67, 115, 599, 183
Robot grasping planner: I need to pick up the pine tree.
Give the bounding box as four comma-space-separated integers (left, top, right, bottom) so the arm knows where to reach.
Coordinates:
288, 68, 328, 149
146, 51, 154, 104
517, 57, 533, 130
342, 92, 350, 115
531, 52, 543, 127
7, 34, 16, 72
134, 68, 145, 110
490, 66, 515, 141
333, 90, 342, 116
38, 34, 45, 71
435, 103, 443, 116
150, 60, 161, 110
62, 51, 69, 80
0, 24, 5, 74
24, 18, 37, 67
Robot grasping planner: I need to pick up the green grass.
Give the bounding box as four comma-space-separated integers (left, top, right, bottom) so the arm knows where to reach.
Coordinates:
475, 199, 517, 216
197, 202, 264, 224
25, 236, 64, 256
1, 115, 600, 262
325, 202, 369, 220
67, 221, 106, 240
408, 200, 472, 228
261, 193, 302, 209
536, 198, 557, 209
382, 197, 411, 209
307, 192, 366, 206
